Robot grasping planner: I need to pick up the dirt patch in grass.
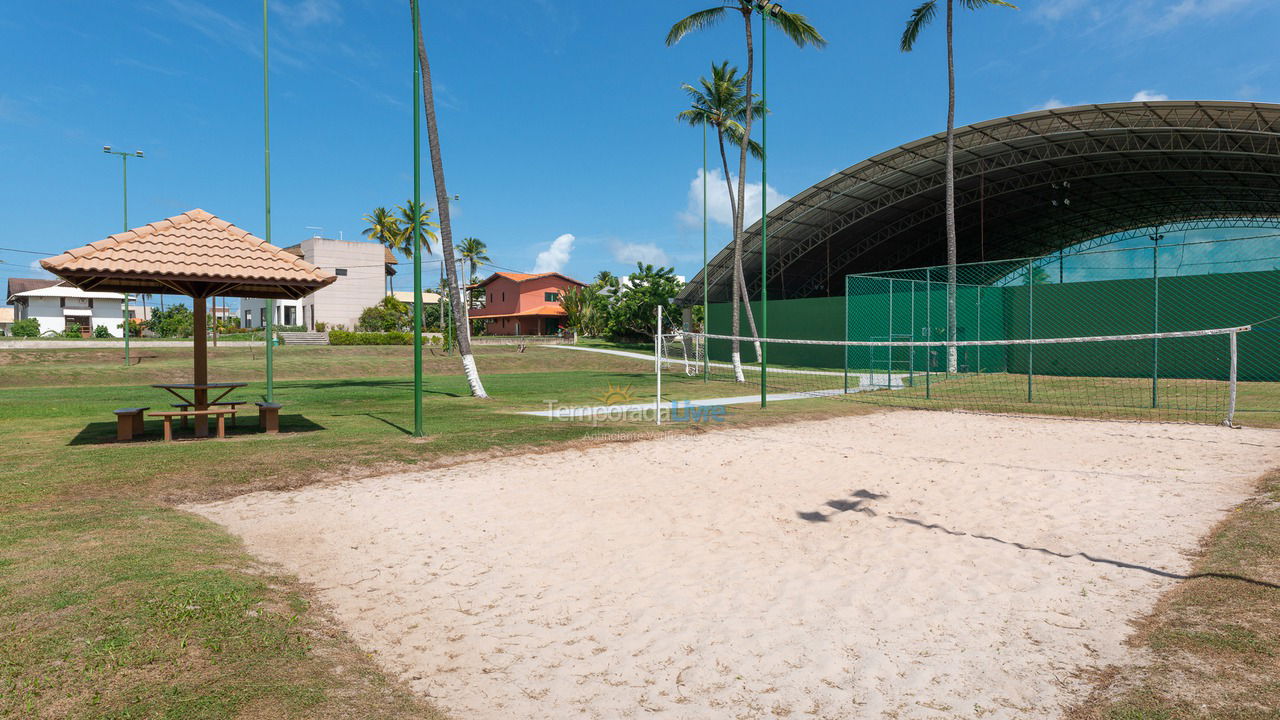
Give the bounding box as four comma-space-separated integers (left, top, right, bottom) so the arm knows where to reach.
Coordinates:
1065, 470, 1280, 720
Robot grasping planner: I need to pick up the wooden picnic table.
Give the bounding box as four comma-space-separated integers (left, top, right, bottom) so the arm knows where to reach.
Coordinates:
151, 382, 246, 437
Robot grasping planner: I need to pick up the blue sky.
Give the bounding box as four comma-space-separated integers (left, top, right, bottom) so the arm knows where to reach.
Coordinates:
1, 0, 1277, 300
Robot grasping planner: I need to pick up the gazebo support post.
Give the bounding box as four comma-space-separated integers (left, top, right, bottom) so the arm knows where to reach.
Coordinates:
193, 296, 209, 437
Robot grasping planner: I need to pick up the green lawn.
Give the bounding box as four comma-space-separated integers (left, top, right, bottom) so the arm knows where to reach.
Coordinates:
0, 343, 862, 719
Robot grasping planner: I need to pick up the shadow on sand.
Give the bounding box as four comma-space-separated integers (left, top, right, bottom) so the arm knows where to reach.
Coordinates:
798, 488, 1279, 591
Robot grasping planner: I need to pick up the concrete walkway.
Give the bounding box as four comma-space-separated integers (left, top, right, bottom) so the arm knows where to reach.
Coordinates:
0, 340, 259, 349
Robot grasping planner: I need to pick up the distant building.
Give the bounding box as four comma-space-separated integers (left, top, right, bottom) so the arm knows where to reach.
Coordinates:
391, 290, 443, 306
240, 237, 398, 331
469, 272, 585, 336
5, 278, 139, 337
0, 307, 12, 335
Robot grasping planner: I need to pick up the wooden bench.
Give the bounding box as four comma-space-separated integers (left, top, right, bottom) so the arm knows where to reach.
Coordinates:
256, 402, 283, 434
170, 401, 244, 427
149, 407, 237, 441
114, 407, 150, 442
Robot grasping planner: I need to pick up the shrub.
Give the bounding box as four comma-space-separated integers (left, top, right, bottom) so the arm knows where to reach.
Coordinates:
357, 296, 411, 333
315, 321, 327, 332
11, 318, 39, 337
274, 324, 308, 333
147, 305, 194, 338
62, 326, 84, 339
328, 330, 414, 345
93, 325, 111, 338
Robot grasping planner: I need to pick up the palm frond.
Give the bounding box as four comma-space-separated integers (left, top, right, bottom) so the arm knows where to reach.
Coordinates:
960, 0, 1017, 9
767, 9, 827, 49
900, 0, 938, 52
666, 6, 729, 46
720, 121, 764, 160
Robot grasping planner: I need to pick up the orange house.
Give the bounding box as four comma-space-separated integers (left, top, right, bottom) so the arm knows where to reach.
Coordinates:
469, 271, 585, 336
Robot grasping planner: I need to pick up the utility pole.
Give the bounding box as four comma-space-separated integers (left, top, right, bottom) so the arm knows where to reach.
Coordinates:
103, 146, 143, 364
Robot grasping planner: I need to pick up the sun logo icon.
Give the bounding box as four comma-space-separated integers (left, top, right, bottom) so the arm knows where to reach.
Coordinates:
595, 382, 636, 406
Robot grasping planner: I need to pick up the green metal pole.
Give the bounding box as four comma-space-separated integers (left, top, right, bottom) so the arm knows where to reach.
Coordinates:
1027, 260, 1034, 403
758, 6, 768, 409
411, 0, 424, 437
702, 119, 708, 382
263, 0, 274, 403
122, 155, 130, 365
1152, 236, 1160, 409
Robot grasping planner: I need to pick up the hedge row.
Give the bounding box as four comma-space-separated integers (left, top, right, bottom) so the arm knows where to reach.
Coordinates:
328, 331, 415, 345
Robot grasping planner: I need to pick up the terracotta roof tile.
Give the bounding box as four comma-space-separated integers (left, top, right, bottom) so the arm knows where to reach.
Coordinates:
41, 209, 336, 293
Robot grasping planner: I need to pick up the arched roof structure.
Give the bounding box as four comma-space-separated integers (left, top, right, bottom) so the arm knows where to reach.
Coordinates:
678, 101, 1280, 302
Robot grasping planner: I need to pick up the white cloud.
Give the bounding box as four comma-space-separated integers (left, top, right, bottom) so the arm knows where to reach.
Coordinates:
274, 0, 342, 27
1034, 0, 1092, 22
1029, 97, 1068, 111
533, 233, 574, 273
1130, 89, 1170, 102
679, 168, 786, 230
610, 240, 670, 267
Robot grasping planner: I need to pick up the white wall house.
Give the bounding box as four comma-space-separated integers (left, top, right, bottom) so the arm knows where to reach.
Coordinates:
6, 279, 137, 337
241, 237, 397, 331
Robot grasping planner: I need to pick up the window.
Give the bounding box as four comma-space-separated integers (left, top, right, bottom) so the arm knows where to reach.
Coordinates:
544, 292, 560, 303
335, 268, 348, 276
245, 310, 252, 327
259, 308, 266, 326
501, 291, 505, 302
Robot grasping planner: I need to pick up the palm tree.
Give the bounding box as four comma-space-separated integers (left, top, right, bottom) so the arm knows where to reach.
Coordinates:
393, 200, 439, 259
412, 0, 487, 397
901, 0, 1017, 372
458, 237, 490, 279
668, 3, 824, 376
677, 61, 765, 379
362, 206, 404, 294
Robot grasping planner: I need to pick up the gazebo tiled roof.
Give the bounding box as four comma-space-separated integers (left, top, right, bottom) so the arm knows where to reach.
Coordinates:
41, 209, 336, 300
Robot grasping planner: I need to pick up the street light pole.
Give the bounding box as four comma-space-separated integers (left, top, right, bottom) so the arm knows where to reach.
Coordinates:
754, 2, 778, 409
262, 0, 275, 403
411, 0, 425, 437
103, 146, 143, 365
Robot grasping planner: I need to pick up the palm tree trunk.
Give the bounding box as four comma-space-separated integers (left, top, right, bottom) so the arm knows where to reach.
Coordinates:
413, 0, 487, 398
717, 129, 747, 381
945, 0, 959, 374
737, 7, 763, 363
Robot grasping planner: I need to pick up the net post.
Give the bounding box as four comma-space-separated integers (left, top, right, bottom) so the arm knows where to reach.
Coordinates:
1026, 260, 1034, 404
1227, 330, 1238, 427
925, 274, 932, 399
655, 305, 662, 426
1152, 239, 1160, 409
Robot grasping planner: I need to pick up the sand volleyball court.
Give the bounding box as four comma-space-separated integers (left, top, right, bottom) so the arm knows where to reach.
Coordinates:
189, 411, 1277, 719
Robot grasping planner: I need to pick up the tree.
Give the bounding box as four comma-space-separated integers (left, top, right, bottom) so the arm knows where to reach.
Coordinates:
394, 200, 439, 259
458, 237, 490, 278
677, 60, 765, 379
362, 206, 404, 294
560, 284, 612, 338
609, 263, 685, 339
412, 0, 487, 397
146, 305, 194, 338
668, 3, 824, 376
901, 0, 1017, 372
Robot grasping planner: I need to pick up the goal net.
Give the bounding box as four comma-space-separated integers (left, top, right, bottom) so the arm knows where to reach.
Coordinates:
662, 325, 1249, 426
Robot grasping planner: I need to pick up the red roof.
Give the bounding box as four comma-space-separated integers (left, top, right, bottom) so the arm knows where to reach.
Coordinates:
472, 271, 584, 289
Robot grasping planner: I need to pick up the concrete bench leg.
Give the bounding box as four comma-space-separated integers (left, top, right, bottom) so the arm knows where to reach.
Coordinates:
216, 414, 226, 439
163, 417, 174, 442
259, 408, 279, 434
117, 415, 134, 442
132, 413, 145, 437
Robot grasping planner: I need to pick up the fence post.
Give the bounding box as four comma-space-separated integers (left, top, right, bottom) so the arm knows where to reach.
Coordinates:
909, 279, 915, 389
843, 277, 849, 394
1227, 330, 1238, 427
1027, 260, 1034, 403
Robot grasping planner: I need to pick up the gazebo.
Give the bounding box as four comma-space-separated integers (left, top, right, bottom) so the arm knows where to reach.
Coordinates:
41, 209, 336, 437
